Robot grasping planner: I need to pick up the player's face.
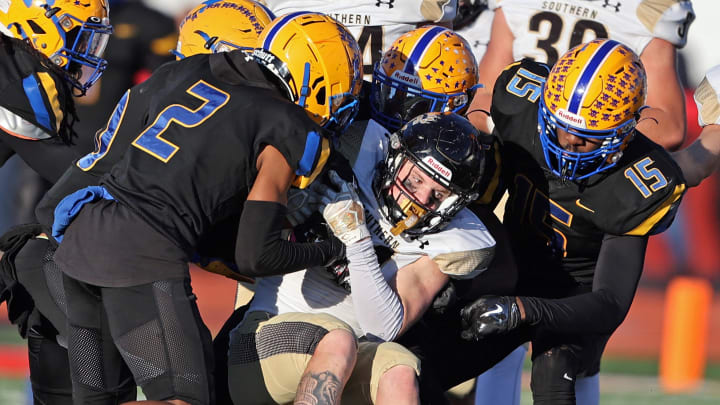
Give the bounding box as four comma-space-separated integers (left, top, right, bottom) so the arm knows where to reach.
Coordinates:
390, 160, 451, 210
557, 128, 603, 154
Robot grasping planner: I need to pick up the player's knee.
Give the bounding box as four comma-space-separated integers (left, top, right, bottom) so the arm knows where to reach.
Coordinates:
316, 328, 358, 362
530, 346, 579, 405
380, 364, 419, 393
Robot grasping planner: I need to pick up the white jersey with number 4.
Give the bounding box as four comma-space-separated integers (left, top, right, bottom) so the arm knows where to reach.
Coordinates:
495, 0, 694, 66
249, 119, 495, 338
261, 0, 458, 79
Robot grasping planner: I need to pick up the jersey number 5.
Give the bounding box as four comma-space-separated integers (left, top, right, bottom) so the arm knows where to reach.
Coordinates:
510, 175, 572, 257
132, 81, 230, 162
506, 68, 546, 103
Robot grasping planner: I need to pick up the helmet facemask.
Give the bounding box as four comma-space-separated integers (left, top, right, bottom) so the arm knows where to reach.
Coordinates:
539, 98, 636, 181
46, 10, 112, 95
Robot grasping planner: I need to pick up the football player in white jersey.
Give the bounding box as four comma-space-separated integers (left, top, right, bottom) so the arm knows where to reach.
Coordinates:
224, 25, 502, 405
466, 0, 695, 152
226, 112, 495, 405
259, 0, 458, 79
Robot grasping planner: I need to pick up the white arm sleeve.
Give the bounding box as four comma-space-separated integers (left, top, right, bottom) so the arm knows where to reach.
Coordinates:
346, 238, 404, 341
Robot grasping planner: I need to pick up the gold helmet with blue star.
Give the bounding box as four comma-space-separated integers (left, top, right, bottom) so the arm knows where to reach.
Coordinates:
539, 39, 647, 181
371, 26, 480, 131
253, 12, 363, 135
173, 0, 275, 60
0, 0, 112, 94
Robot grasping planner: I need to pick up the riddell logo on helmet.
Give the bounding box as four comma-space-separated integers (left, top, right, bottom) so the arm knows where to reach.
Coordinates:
423, 156, 452, 181
392, 71, 420, 86
556, 109, 586, 128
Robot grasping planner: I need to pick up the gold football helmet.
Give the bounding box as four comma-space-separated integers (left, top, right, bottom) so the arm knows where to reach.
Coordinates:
173, 0, 275, 59
371, 25, 480, 131
539, 39, 647, 180
0, 0, 112, 94
253, 12, 363, 135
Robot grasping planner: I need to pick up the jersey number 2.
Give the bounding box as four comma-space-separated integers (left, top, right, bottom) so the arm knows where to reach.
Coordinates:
132, 81, 230, 162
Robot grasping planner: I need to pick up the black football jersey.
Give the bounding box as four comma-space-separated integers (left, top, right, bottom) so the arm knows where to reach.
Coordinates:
0, 35, 74, 140
491, 59, 686, 289
77, 51, 327, 253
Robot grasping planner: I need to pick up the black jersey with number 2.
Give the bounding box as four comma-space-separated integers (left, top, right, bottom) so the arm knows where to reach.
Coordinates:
78, 52, 326, 253
490, 59, 686, 289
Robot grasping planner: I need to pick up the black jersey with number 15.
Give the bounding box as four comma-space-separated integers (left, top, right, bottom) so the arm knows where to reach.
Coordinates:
490, 59, 686, 287
86, 52, 327, 253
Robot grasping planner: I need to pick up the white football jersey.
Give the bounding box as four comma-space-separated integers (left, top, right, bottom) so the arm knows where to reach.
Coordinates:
495, 0, 694, 66
249, 119, 495, 338
456, 8, 495, 62
261, 0, 458, 79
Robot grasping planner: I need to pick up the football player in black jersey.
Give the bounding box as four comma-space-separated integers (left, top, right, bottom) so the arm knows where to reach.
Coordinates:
0, 2, 275, 404
454, 39, 686, 405
48, 11, 362, 405
0, 2, 111, 403
0, 0, 112, 179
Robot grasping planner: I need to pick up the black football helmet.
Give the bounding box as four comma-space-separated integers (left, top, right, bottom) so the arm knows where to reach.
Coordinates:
374, 112, 486, 236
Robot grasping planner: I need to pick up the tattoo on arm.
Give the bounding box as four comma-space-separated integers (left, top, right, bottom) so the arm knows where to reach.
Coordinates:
295, 371, 343, 405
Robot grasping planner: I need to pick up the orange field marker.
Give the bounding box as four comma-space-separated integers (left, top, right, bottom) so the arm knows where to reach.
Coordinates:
659, 276, 713, 392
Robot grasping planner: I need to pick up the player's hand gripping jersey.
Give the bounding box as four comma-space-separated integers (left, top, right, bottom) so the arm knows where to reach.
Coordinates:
491, 59, 685, 285
262, 0, 457, 78
496, 0, 694, 66
249, 119, 495, 339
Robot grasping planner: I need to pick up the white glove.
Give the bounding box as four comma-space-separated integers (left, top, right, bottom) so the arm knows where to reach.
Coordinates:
695, 65, 720, 126
286, 187, 322, 227
317, 170, 370, 245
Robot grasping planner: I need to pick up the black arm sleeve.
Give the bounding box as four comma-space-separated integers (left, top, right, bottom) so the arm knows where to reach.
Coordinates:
520, 234, 648, 335
234, 200, 345, 277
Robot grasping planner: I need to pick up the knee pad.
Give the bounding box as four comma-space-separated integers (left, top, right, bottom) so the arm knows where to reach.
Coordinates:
530, 346, 579, 405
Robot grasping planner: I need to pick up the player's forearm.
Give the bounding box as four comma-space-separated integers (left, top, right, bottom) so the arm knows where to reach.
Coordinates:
346, 238, 403, 341
234, 200, 342, 276
520, 235, 647, 335
672, 124, 720, 187
637, 106, 686, 151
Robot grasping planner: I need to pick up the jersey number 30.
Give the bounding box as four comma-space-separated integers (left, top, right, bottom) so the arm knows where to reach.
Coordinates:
133, 81, 230, 162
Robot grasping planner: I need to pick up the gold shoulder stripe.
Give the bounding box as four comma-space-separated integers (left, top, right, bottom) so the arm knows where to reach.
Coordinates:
626, 183, 686, 236
37, 72, 63, 133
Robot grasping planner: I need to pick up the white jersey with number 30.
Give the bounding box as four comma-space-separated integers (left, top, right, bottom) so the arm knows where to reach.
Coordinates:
495, 0, 694, 66
261, 0, 458, 78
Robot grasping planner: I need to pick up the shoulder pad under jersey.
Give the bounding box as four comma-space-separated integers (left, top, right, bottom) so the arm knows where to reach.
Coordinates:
594, 135, 686, 236
490, 59, 549, 133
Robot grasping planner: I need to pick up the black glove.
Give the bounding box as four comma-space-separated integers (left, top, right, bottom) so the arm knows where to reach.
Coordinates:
430, 281, 458, 316
460, 295, 522, 341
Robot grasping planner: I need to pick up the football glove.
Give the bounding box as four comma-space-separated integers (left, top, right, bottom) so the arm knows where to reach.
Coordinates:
460, 295, 522, 341
317, 170, 370, 245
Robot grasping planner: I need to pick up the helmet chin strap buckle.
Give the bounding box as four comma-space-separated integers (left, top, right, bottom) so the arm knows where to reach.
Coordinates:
390, 201, 426, 236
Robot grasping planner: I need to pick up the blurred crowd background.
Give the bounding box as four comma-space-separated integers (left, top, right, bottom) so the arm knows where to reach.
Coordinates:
1, 0, 719, 402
